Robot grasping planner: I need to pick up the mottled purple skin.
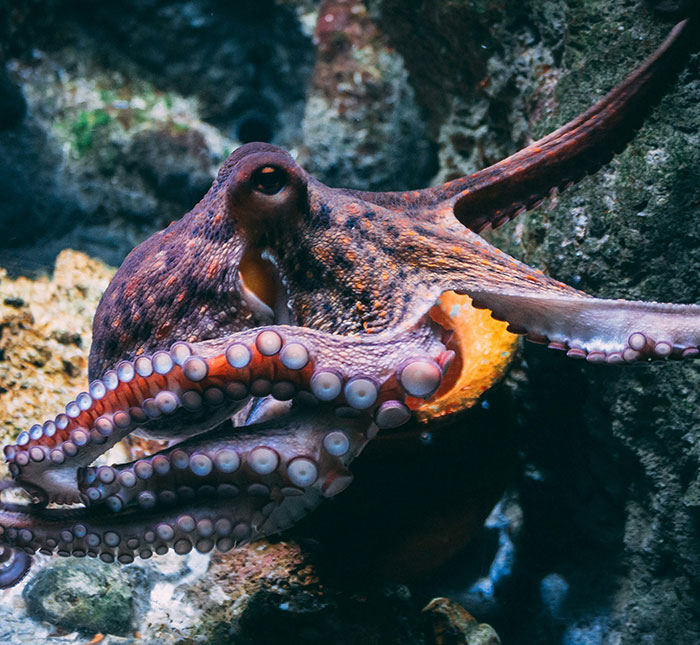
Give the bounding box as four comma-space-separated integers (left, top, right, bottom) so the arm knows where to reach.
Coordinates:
89, 145, 259, 378
90, 18, 699, 375
0, 16, 698, 589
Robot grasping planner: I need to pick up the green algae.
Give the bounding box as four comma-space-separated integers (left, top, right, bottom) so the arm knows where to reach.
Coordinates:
71, 108, 112, 152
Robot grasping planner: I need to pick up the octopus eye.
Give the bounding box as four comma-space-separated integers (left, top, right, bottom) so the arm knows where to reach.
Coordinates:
251, 166, 287, 195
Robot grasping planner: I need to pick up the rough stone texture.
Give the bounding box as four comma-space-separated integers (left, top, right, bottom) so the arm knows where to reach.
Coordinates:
368, 0, 569, 183
300, 0, 436, 191
497, 7, 700, 645
423, 597, 501, 645
22, 560, 137, 636
0, 250, 113, 442
194, 544, 427, 645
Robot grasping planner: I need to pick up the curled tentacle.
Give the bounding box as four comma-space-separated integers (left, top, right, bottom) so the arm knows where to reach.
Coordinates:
0, 412, 370, 567
0, 483, 33, 588
5, 323, 448, 505
0, 546, 31, 589
76, 411, 370, 514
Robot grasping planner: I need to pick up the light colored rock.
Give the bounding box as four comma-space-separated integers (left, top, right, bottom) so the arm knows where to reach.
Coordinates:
0, 250, 114, 448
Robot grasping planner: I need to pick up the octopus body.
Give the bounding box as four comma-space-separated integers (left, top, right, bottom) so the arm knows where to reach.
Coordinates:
0, 14, 698, 588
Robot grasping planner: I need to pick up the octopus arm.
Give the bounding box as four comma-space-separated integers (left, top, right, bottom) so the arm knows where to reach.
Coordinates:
420, 225, 700, 363
0, 409, 372, 588
4, 322, 449, 506
467, 289, 700, 363
338, 19, 697, 220
448, 17, 698, 232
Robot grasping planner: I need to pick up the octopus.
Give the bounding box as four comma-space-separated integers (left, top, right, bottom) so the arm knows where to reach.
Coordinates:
0, 14, 697, 589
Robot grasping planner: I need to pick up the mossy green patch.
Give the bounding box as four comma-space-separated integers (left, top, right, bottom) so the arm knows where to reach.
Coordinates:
22, 559, 136, 635
71, 108, 112, 152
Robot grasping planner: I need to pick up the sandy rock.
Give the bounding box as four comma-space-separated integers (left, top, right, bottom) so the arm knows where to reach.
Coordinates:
0, 250, 113, 447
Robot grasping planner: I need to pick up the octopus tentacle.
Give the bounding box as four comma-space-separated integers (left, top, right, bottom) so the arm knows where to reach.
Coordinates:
467, 291, 700, 363
0, 546, 31, 589
397, 220, 700, 364
5, 323, 448, 504
449, 17, 699, 232
0, 494, 293, 568
0, 483, 33, 588
75, 410, 370, 513
341, 17, 698, 229
0, 412, 371, 585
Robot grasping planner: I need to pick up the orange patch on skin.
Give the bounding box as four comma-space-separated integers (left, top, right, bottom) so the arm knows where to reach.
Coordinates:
410, 292, 518, 422
206, 259, 220, 281
156, 321, 172, 339
124, 278, 139, 298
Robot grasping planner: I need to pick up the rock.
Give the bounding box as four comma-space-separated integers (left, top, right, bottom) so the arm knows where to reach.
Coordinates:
300, 0, 435, 191
423, 597, 501, 645
0, 249, 113, 443
491, 6, 700, 644
0, 1, 312, 273
22, 559, 136, 636
368, 1, 700, 642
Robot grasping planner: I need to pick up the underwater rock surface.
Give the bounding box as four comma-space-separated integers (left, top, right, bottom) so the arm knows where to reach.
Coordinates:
22, 560, 136, 636
0, 250, 113, 440
0, 0, 699, 643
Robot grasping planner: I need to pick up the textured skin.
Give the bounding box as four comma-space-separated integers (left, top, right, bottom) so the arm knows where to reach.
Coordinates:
0, 15, 698, 588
